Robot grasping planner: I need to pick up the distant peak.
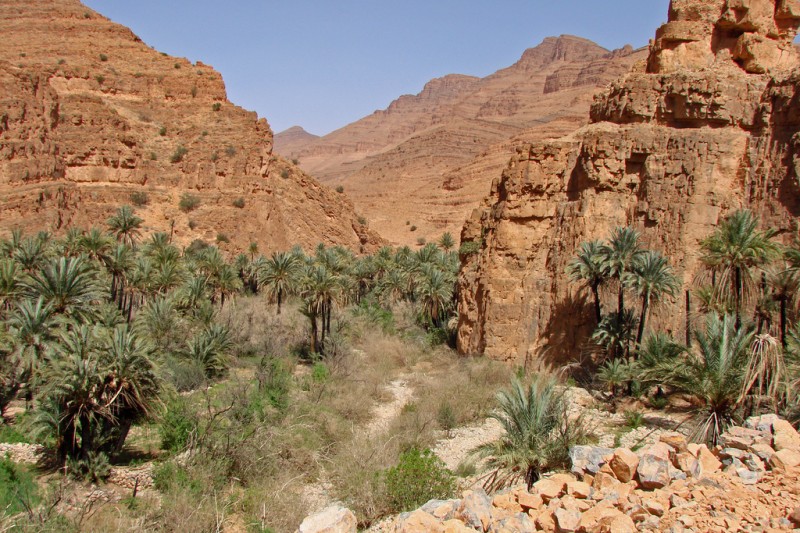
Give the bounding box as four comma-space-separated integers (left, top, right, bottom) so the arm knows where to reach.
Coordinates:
517, 35, 609, 69
279, 125, 318, 137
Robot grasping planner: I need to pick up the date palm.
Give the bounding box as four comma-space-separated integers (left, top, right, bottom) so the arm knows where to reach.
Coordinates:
107, 205, 143, 247
624, 250, 679, 345
415, 269, 454, 327
7, 297, 58, 404
700, 210, 780, 327
600, 227, 644, 315
258, 251, 300, 314
24, 256, 102, 319
438, 232, 455, 252
766, 266, 798, 348
474, 375, 586, 491
0, 259, 23, 314
13, 236, 49, 273
656, 313, 753, 444
567, 240, 607, 324
78, 227, 112, 264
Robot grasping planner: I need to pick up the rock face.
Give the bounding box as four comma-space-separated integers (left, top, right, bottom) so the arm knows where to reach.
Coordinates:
0, 0, 382, 253
457, 0, 800, 364
276, 36, 647, 246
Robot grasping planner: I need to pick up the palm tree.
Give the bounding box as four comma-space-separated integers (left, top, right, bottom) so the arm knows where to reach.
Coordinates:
566, 240, 607, 324
0, 259, 23, 314
24, 256, 102, 318
600, 227, 644, 315
259, 251, 301, 315
655, 314, 753, 444
105, 244, 133, 306
766, 266, 798, 348
438, 233, 455, 252
13, 237, 49, 273
415, 269, 454, 328
473, 375, 586, 491
300, 264, 338, 352
77, 228, 112, 264
135, 296, 181, 353
378, 269, 408, 305
624, 251, 679, 345
7, 298, 58, 404
592, 309, 637, 360
101, 325, 160, 453
700, 210, 780, 327
107, 205, 143, 247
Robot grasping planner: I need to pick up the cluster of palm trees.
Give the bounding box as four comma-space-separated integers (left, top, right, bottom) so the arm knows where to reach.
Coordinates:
0, 206, 246, 476
236, 241, 460, 354
568, 210, 800, 442
0, 203, 462, 476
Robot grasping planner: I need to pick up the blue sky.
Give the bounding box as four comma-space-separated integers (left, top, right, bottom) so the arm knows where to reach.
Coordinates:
82, 1, 670, 136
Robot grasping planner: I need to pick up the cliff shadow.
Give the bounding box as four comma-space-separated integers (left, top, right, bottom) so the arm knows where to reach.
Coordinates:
536, 290, 597, 375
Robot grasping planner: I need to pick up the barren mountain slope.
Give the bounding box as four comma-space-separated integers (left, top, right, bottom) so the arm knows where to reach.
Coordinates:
274, 125, 319, 156
0, 0, 382, 253
457, 0, 800, 365
277, 36, 647, 245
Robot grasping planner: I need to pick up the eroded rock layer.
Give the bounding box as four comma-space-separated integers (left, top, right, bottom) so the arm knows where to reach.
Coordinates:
0, 0, 381, 253
457, 0, 800, 365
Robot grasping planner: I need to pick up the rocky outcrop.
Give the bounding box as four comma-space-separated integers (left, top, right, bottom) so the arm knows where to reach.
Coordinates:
0, 0, 382, 253
277, 36, 646, 246
457, 0, 800, 364
388, 418, 800, 532
274, 126, 320, 157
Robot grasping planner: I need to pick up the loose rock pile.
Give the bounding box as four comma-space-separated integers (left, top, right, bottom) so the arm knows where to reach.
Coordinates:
302, 416, 800, 532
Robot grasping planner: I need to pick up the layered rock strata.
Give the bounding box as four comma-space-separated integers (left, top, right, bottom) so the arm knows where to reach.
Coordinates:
0, 0, 381, 253
457, 0, 800, 364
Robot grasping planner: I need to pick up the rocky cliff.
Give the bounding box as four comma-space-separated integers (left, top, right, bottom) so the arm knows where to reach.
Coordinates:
457, 0, 800, 365
0, 0, 381, 253
276, 36, 647, 246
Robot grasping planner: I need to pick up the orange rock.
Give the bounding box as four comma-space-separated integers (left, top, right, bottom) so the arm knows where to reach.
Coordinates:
534, 479, 567, 502
517, 491, 544, 511
609, 448, 639, 483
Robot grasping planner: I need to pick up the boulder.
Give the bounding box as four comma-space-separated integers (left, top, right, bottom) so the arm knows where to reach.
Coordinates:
566, 481, 593, 499
609, 449, 639, 483
789, 506, 800, 526
554, 508, 582, 533
595, 512, 636, 533
516, 491, 544, 511
422, 500, 460, 521
492, 493, 522, 513
535, 510, 556, 532
659, 434, 689, 454
575, 502, 620, 532
493, 513, 536, 533
769, 448, 800, 471
772, 419, 800, 451
457, 490, 493, 532
695, 445, 722, 475
591, 472, 621, 493
745, 414, 780, 432
442, 519, 478, 533
750, 443, 776, 463
636, 454, 671, 490
394, 510, 444, 533
569, 446, 614, 476
534, 479, 567, 502
297, 506, 357, 533
642, 498, 667, 517
719, 426, 770, 450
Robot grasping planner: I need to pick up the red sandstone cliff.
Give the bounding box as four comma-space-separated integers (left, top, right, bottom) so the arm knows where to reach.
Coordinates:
456, 0, 800, 365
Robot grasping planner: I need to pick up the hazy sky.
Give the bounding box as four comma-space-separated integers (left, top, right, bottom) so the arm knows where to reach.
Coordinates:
82, 1, 671, 136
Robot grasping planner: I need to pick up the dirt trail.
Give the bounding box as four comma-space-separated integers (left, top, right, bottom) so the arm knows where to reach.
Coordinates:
365, 378, 414, 435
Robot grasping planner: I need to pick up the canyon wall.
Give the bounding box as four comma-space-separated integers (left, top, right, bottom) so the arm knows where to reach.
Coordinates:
457, 0, 800, 366
0, 0, 381, 253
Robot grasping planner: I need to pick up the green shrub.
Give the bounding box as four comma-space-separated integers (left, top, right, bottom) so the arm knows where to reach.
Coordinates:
171, 145, 188, 163
94, 75, 105, 85
159, 397, 198, 453
66, 451, 111, 482
409, 225, 417, 232
624, 410, 644, 430
311, 362, 329, 383
232, 197, 245, 209
191, 85, 198, 98
216, 233, 230, 244
416, 237, 426, 246
459, 240, 482, 256
99, 53, 108, 62
159, 126, 167, 136
280, 169, 289, 179
0, 424, 31, 444
384, 448, 455, 512
179, 192, 200, 212
210, 152, 219, 162
174, 63, 181, 69
149, 151, 158, 160
225, 145, 236, 157
130, 191, 149, 206
437, 402, 456, 436
648, 395, 669, 410
188, 220, 198, 230
212, 102, 221, 112
0, 457, 39, 516
357, 216, 367, 226
335, 185, 344, 193
291, 158, 299, 165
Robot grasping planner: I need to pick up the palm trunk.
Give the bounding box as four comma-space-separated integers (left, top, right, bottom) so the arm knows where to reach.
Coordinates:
685, 291, 692, 348
780, 298, 787, 349
734, 266, 742, 329
592, 283, 601, 324
618, 285, 624, 315
310, 311, 318, 353
637, 294, 649, 345
277, 288, 282, 315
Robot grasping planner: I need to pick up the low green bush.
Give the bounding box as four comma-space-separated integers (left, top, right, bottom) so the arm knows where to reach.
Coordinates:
384, 448, 455, 512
